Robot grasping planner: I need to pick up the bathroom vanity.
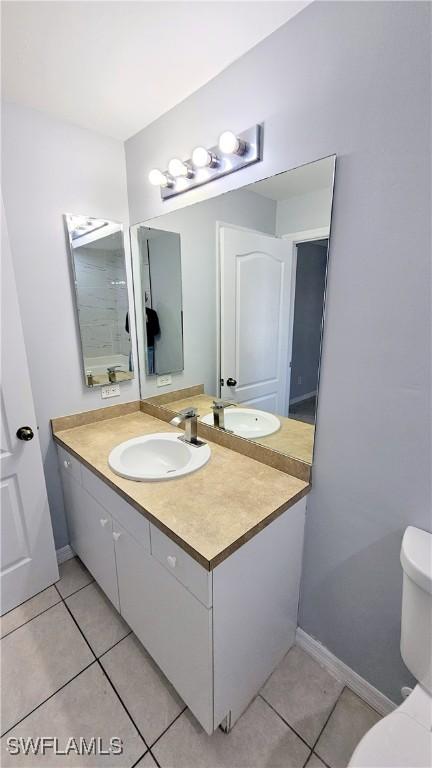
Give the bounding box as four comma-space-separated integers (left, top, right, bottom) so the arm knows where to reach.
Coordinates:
53, 404, 309, 734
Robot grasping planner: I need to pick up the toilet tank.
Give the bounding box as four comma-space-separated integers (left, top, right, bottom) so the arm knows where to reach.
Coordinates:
400, 526, 432, 693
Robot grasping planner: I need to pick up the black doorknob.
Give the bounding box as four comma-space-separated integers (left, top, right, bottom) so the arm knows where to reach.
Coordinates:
226, 377, 237, 387
16, 426, 34, 441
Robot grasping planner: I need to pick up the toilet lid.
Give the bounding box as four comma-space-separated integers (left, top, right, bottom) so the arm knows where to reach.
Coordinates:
349, 711, 432, 768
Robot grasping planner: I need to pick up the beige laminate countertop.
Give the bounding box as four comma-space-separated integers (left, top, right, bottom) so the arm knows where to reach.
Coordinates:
53, 410, 310, 570
160, 393, 315, 465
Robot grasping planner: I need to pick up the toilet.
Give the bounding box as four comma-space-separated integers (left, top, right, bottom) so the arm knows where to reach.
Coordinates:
349, 526, 432, 768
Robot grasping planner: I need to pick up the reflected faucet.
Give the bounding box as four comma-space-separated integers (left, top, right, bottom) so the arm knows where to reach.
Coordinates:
211, 399, 236, 431
107, 365, 121, 383
170, 407, 206, 447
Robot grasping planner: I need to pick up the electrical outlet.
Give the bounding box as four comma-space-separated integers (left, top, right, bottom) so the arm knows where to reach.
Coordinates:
297, 375, 302, 385
157, 374, 172, 387
101, 384, 120, 399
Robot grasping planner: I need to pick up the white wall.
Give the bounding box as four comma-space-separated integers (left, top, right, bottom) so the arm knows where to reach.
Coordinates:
276, 187, 332, 235
125, 1, 431, 703
1, 102, 139, 548
137, 188, 276, 398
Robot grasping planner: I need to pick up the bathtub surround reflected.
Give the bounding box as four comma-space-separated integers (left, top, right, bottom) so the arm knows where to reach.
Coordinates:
131, 156, 335, 465
64, 214, 134, 387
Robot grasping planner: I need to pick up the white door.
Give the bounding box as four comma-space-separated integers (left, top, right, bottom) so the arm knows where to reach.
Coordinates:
1, 199, 58, 615
220, 225, 294, 413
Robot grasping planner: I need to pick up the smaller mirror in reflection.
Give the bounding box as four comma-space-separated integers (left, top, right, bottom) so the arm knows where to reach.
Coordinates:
132, 226, 184, 377
65, 214, 134, 387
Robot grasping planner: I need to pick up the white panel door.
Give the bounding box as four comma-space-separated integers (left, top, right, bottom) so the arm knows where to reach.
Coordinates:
220, 226, 293, 413
1, 199, 58, 615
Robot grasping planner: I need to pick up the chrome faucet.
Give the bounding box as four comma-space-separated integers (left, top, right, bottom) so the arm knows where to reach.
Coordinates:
211, 399, 236, 430
169, 407, 206, 447
107, 365, 121, 383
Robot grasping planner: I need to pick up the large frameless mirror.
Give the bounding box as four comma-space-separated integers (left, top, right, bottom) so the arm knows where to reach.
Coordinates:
65, 214, 134, 387
131, 155, 335, 466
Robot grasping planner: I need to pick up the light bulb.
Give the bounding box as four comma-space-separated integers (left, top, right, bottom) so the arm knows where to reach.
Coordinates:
191, 146, 218, 169
168, 158, 193, 178
148, 168, 172, 188
218, 130, 247, 155
148, 168, 164, 186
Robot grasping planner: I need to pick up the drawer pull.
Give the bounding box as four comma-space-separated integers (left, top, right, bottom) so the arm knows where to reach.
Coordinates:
167, 555, 177, 569
63, 459, 71, 468
100, 518, 109, 527
113, 531, 122, 542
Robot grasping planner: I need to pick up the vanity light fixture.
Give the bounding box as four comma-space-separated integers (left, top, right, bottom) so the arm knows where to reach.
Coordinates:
167, 158, 194, 179
150, 123, 262, 200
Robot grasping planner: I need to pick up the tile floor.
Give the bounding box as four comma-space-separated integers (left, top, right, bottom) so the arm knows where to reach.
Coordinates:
0, 557, 381, 767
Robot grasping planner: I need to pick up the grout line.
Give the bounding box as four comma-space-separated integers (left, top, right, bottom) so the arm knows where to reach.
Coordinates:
98, 629, 133, 659
258, 694, 314, 752
0, 660, 97, 738
60, 599, 150, 753
310, 686, 345, 763
1, 598, 63, 640
149, 706, 187, 750
130, 748, 147, 768
0, 584, 58, 617
313, 754, 332, 768
54, 578, 94, 601
96, 659, 150, 753
148, 748, 162, 768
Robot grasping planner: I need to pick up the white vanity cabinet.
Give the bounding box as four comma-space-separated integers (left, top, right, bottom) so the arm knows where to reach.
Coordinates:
58, 444, 306, 734
59, 446, 119, 609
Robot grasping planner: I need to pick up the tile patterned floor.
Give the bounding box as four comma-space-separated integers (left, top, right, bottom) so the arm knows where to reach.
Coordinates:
0, 557, 381, 767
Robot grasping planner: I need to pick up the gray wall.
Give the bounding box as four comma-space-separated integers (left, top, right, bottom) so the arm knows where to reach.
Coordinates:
2, 102, 139, 548
290, 241, 327, 402
125, 1, 431, 702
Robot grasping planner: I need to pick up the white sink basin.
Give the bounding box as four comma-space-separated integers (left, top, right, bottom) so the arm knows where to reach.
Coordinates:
108, 432, 211, 481
201, 408, 280, 439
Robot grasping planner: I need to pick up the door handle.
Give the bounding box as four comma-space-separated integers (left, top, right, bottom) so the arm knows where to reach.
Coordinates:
16, 426, 34, 441
226, 378, 237, 387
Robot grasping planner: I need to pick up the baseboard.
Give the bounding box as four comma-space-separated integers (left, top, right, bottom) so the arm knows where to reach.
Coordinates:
296, 628, 396, 716
56, 545, 75, 564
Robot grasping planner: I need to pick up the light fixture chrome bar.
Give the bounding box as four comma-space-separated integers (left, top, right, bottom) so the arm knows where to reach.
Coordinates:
160, 124, 262, 200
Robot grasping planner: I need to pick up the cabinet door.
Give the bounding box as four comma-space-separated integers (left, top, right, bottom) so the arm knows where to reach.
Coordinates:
61, 471, 119, 609
213, 496, 306, 730
114, 522, 213, 734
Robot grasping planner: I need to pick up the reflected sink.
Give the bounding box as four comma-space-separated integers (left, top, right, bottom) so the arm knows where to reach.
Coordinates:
108, 432, 211, 481
201, 408, 280, 439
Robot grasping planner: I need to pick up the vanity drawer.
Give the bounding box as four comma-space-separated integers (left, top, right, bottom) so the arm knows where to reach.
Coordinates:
58, 446, 82, 484
150, 524, 212, 608
81, 464, 151, 553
